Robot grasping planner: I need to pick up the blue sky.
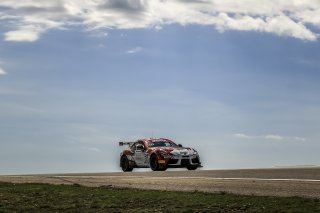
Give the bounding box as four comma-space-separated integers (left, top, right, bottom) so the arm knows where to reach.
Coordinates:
1, 1, 320, 174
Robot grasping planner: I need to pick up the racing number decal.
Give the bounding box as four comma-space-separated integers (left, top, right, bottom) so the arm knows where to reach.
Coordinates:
134, 150, 147, 166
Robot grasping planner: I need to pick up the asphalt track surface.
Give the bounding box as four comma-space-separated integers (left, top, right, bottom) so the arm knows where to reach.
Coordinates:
1, 167, 320, 198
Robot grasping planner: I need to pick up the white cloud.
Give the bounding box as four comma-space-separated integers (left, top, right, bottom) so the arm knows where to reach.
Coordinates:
154, 25, 162, 30
4, 28, 41, 42
264, 134, 284, 140
265, 15, 317, 41
126, 46, 143, 54
234, 133, 306, 142
81, 146, 101, 152
234, 133, 252, 139
0, 67, 7, 75
0, 0, 320, 41
291, 137, 307, 142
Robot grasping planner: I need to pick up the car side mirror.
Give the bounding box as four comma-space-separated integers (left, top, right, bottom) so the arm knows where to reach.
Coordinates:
178, 144, 183, 147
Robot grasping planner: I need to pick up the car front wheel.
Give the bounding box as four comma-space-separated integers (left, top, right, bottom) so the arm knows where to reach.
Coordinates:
150, 154, 159, 171
150, 154, 167, 171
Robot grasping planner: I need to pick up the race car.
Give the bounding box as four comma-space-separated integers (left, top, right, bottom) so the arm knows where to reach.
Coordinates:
119, 138, 201, 172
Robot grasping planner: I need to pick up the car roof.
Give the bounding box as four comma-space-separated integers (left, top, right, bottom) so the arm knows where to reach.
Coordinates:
141, 138, 173, 143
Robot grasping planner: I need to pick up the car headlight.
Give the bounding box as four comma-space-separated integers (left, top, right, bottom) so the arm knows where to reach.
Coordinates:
192, 149, 198, 155
170, 152, 179, 156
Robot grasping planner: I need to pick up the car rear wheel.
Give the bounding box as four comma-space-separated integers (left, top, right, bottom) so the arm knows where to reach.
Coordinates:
121, 155, 133, 172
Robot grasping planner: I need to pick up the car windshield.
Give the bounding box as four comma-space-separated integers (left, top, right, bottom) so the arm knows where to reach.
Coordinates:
148, 141, 178, 148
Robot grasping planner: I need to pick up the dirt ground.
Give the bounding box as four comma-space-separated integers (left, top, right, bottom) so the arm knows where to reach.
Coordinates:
1, 168, 320, 198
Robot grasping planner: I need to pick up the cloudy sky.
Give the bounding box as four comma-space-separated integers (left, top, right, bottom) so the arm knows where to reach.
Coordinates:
1, 0, 320, 174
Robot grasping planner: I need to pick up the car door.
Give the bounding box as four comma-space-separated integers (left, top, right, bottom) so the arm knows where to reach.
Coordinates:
133, 143, 148, 167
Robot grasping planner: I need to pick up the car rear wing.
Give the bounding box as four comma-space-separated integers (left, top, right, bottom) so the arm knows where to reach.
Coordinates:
119, 141, 136, 146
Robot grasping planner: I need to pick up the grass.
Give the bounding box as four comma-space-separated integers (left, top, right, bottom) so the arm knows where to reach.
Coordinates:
0, 182, 320, 212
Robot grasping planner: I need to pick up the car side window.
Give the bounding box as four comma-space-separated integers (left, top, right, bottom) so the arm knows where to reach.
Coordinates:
132, 142, 144, 151
137, 143, 145, 150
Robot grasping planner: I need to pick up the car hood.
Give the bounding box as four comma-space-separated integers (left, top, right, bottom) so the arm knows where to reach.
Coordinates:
149, 147, 196, 155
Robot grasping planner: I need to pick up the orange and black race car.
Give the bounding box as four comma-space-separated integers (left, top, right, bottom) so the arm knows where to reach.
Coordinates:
119, 138, 201, 172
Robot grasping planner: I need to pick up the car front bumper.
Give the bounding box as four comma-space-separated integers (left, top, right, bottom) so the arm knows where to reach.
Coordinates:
164, 155, 201, 168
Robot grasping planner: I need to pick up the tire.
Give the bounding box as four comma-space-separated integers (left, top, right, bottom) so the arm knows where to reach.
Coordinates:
187, 165, 198, 170
160, 166, 167, 171
150, 154, 159, 171
120, 155, 133, 172
150, 154, 167, 171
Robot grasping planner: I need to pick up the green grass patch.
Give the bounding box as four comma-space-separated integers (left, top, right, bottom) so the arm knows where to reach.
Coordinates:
0, 182, 319, 212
